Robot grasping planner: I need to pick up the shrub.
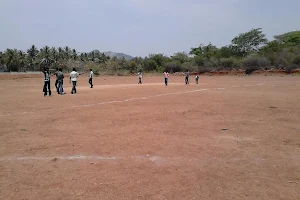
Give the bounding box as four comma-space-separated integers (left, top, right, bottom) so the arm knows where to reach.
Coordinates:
292, 55, 300, 65
164, 61, 182, 73
285, 64, 298, 74
86, 62, 101, 75
220, 57, 237, 70
243, 55, 270, 74
181, 61, 194, 71
197, 66, 210, 74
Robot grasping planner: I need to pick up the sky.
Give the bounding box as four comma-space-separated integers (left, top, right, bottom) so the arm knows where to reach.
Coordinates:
0, 0, 300, 57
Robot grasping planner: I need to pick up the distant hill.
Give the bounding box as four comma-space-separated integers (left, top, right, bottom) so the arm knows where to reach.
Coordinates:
104, 51, 134, 60
90, 50, 133, 60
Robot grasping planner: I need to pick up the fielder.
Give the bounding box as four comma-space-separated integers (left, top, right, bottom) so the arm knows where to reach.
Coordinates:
195, 75, 199, 84
163, 71, 169, 86
138, 70, 143, 84
89, 69, 94, 88
185, 70, 190, 85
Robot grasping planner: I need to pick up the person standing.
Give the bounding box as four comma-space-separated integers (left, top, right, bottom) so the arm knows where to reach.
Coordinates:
42, 67, 52, 97
70, 68, 79, 94
57, 68, 64, 95
138, 70, 143, 84
54, 68, 59, 93
185, 70, 190, 85
195, 75, 199, 84
89, 69, 94, 88
164, 71, 169, 86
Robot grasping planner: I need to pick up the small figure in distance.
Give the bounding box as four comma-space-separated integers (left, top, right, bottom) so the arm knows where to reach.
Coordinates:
89, 69, 94, 88
195, 75, 199, 84
185, 70, 190, 85
54, 68, 59, 93
163, 71, 169, 86
138, 70, 143, 84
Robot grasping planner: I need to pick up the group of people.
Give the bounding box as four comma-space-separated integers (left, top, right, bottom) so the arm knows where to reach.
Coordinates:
42, 68, 199, 96
162, 70, 200, 86
42, 67, 94, 97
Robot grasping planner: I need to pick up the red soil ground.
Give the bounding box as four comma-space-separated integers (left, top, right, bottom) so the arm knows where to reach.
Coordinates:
0, 74, 299, 200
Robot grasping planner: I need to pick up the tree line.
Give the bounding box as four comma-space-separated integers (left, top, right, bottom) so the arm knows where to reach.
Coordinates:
0, 28, 299, 75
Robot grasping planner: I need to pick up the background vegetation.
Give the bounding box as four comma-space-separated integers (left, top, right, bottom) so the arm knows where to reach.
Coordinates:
0, 28, 299, 75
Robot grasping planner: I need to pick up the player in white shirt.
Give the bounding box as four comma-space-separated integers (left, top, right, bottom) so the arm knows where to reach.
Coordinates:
138, 70, 142, 84
89, 69, 94, 88
69, 68, 79, 94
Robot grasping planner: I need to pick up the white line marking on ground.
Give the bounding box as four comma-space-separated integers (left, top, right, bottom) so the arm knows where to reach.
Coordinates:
0, 155, 118, 161
0, 89, 209, 117
0, 155, 267, 165
63, 89, 208, 109
0, 83, 269, 118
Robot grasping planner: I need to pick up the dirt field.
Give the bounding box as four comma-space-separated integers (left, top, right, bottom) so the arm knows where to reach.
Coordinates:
0, 74, 299, 200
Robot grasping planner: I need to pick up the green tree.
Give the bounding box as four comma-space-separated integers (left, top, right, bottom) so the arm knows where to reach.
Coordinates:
189, 44, 204, 56
18, 50, 27, 71
274, 31, 300, 47
50, 47, 59, 62
0, 51, 4, 67
149, 53, 168, 68
231, 28, 268, 57
27, 45, 39, 71
89, 51, 95, 61
171, 52, 189, 64
202, 43, 219, 59
144, 59, 158, 71
194, 55, 205, 66
219, 46, 232, 58
4, 49, 19, 71
39, 46, 53, 68
58, 47, 64, 59
259, 40, 283, 54
72, 49, 77, 60
128, 60, 137, 73
64, 46, 71, 59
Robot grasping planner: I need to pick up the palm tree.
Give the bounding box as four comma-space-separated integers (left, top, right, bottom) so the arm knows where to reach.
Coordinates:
39, 46, 53, 68
58, 47, 64, 59
80, 53, 85, 61
51, 47, 59, 62
18, 50, 27, 72
64, 46, 71, 59
72, 49, 77, 60
4, 49, 19, 71
0, 51, 4, 69
89, 51, 95, 61
27, 45, 39, 71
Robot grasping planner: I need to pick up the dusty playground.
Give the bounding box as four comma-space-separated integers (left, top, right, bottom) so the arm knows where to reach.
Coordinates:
0, 74, 299, 200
